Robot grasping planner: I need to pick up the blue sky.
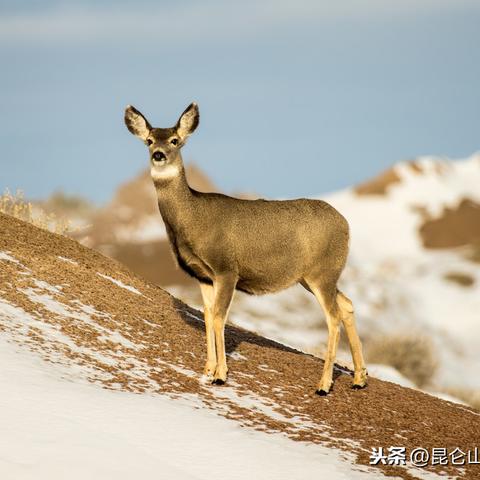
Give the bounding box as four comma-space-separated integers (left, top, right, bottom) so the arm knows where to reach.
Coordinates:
1, 0, 479, 203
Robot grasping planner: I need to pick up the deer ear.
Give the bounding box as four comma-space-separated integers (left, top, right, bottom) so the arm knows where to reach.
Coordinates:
176, 102, 199, 140
124, 105, 152, 141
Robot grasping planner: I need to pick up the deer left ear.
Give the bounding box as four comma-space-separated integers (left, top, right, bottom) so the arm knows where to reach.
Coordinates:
124, 105, 152, 141
176, 102, 199, 140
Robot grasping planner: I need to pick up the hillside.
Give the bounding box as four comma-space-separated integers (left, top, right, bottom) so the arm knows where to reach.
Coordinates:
1, 212, 479, 479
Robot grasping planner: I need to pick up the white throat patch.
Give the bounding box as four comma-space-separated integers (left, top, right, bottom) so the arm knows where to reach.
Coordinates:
150, 163, 181, 182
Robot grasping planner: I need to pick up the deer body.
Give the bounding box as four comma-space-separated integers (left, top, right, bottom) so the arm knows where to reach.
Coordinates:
159, 183, 348, 294
125, 103, 367, 395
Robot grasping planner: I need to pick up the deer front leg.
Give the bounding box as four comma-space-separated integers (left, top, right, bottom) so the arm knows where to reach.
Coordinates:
199, 282, 217, 379
211, 275, 236, 385
317, 315, 341, 394
305, 280, 341, 395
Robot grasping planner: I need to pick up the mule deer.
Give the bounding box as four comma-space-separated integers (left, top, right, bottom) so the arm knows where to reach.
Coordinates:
124, 103, 367, 395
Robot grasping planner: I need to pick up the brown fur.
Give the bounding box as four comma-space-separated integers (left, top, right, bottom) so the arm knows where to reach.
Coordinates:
124, 103, 367, 393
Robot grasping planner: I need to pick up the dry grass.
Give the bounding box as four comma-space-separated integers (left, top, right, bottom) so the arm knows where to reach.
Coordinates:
443, 271, 475, 287
365, 333, 438, 388
0, 189, 72, 235
40, 190, 94, 218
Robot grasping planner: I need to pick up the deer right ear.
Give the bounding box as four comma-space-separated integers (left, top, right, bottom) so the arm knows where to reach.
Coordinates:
176, 102, 199, 140
124, 105, 152, 141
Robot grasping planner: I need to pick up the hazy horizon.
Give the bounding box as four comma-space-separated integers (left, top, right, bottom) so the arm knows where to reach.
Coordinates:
1, 1, 479, 204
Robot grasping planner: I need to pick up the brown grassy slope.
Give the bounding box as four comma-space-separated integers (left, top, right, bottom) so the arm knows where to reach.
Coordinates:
0, 212, 479, 479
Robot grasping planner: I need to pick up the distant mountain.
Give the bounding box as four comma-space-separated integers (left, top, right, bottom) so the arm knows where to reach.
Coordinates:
335, 153, 480, 257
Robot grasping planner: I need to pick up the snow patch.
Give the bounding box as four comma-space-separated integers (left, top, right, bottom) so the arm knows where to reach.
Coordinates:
227, 351, 247, 361
96, 273, 142, 295
57, 256, 78, 265
0, 251, 31, 272
0, 251, 21, 264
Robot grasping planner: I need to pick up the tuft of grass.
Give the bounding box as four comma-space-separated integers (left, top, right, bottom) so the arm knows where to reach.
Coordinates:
366, 333, 438, 388
443, 271, 475, 287
0, 188, 73, 235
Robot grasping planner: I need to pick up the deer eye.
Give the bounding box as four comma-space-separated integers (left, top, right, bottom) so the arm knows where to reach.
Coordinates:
146, 139, 153, 146
170, 138, 179, 146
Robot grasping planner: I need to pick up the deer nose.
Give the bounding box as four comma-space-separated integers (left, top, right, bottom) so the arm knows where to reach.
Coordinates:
152, 151, 166, 162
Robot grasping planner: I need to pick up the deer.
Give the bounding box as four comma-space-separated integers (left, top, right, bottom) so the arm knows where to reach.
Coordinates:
124, 102, 367, 395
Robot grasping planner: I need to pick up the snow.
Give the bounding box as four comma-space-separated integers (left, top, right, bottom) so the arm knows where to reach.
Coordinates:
0, 250, 31, 272
96, 272, 143, 295
114, 215, 167, 243
57, 255, 78, 265
0, 251, 22, 264
227, 351, 248, 361
0, 294, 119, 371
0, 337, 387, 480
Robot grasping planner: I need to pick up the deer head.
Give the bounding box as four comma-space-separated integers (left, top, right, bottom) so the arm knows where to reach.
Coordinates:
124, 103, 199, 183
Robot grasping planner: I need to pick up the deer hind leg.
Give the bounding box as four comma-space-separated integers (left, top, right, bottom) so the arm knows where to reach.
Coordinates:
210, 274, 236, 385
199, 282, 217, 379
305, 279, 342, 395
337, 290, 368, 388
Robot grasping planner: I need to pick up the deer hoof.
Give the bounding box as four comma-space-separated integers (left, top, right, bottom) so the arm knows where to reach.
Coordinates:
212, 365, 228, 385
353, 368, 368, 388
316, 378, 332, 395
352, 383, 367, 390
353, 367, 368, 388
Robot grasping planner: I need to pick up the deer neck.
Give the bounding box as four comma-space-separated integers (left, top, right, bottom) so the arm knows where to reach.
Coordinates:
152, 155, 195, 230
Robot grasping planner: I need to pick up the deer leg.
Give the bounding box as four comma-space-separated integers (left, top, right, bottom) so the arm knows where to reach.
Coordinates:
199, 282, 217, 379
337, 291, 368, 388
211, 275, 236, 385
306, 280, 341, 395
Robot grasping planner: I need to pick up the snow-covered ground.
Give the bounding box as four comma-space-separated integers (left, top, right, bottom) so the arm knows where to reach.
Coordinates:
0, 337, 386, 480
